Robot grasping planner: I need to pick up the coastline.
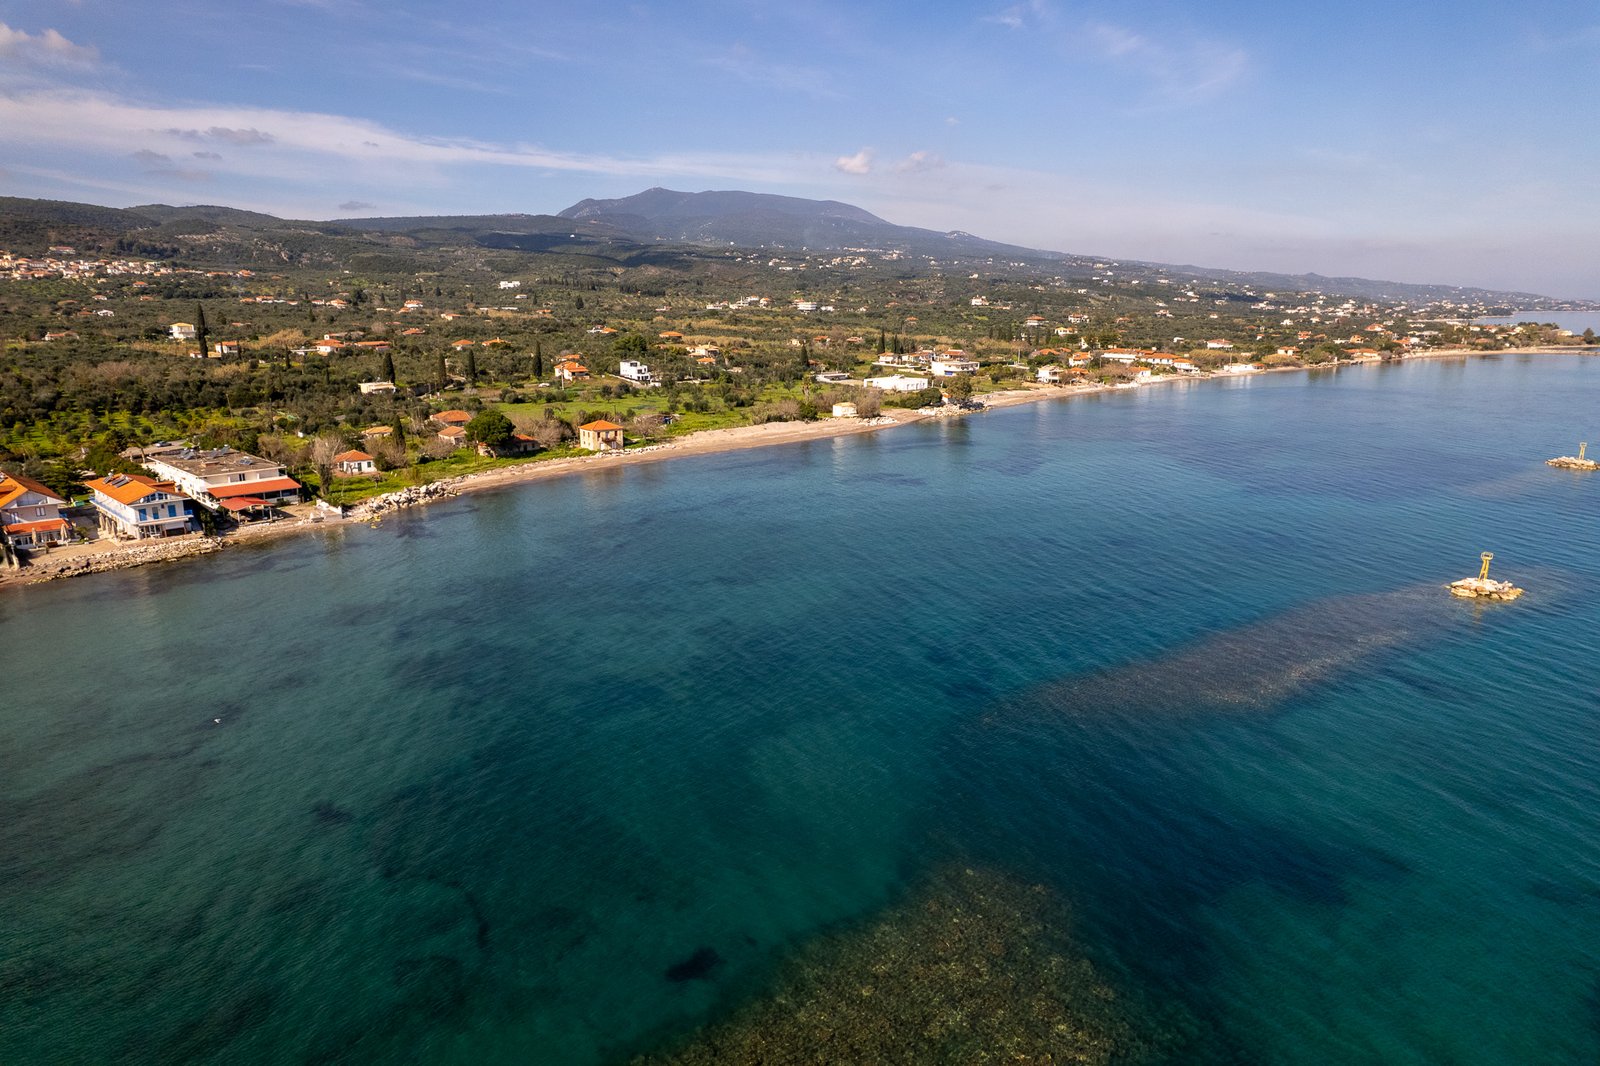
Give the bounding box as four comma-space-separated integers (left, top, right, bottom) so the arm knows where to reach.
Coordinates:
2, 346, 1585, 590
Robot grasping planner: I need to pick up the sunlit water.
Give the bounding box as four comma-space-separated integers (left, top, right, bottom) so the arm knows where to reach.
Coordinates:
3, 355, 1598, 1064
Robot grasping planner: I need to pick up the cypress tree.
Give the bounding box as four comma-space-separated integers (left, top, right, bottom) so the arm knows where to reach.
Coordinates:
435, 353, 448, 392
465, 348, 478, 386
195, 303, 209, 360
532, 340, 544, 379
381, 350, 396, 384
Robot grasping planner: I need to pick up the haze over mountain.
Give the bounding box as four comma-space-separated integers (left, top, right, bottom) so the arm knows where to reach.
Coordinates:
1, 189, 1585, 310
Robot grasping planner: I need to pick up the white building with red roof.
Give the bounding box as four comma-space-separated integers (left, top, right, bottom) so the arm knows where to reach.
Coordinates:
84, 474, 194, 539
0, 469, 71, 549
134, 444, 302, 511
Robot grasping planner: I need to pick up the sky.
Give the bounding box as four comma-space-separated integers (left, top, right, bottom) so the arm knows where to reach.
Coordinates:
2, 0, 1598, 298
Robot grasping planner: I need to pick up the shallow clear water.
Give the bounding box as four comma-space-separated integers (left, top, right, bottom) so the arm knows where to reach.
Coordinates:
3, 355, 1598, 1063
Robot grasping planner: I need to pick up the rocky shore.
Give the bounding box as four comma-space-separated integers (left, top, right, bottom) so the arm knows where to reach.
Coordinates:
18, 536, 227, 583
346, 479, 462, 520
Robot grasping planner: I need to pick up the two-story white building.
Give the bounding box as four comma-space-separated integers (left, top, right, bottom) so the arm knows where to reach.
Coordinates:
0, 469, 71, 549
134, 444, 302, 511
84, 474, 194, 539
619, 359, 656, 385
929, 354, 979, 377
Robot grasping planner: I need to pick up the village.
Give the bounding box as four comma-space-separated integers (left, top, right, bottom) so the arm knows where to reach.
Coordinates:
4, 218, 1596, 583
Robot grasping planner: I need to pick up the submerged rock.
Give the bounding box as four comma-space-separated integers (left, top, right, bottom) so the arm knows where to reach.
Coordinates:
635, 866, 1165, 1064
664, 947, 723, 983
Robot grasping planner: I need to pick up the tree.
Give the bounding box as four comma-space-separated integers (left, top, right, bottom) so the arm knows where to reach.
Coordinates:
946, 373, 974, 401
532, 340, 544, 379
381, 350, 396, 383
465, 348, 478, 386
309, 433, 346, 501
464, 409, 513, 447
1585, 328, 1596, 345
435, 353, 448, 392
195, 302, 210, 360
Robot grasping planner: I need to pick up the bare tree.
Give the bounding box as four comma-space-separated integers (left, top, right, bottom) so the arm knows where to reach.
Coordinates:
629, 412, 665, 440
309, 433, 346, 499
526, 419, 570, 448
370, 436, 406, 470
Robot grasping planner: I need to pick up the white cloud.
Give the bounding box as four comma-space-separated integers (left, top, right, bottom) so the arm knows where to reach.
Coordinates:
983, 4, 1027, 30
0, 89, 815, 190
894, 151, 944, 174
0, 23, 99, 66
338, 200, 377, 212
1083, 21, 1247, 101
164, 126, 276, 146
834, 148, 873, 175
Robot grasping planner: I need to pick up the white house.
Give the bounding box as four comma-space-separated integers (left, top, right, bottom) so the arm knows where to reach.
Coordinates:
498, 280, 521, 289
929, 354, 979, 377
832, 402, 859, 418
814, 371, 852, 384
332, 450, 377, 476
1036, 365, 1069, 384
84, 474, 193, 539
864, 374, 932, 392
358, 381, 397, 395
0, 469, 71, 549
169, 321, 197, 340
135, 444, 302, 510
619, 359, 655, 384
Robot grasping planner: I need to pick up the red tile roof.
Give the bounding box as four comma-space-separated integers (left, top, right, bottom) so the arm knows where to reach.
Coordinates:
0, 470, 65, 508
1, 517, 70, 534
210, 477, 301, 499
84, 473, 178, 506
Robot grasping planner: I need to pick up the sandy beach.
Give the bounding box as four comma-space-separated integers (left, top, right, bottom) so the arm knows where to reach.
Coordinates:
3, 348, 1584, 589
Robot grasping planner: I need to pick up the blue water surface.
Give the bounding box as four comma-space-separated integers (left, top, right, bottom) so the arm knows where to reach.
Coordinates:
2, 354, 1597, 1063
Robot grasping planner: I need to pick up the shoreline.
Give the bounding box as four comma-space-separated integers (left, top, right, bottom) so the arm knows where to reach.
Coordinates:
3, 346, 1586, 589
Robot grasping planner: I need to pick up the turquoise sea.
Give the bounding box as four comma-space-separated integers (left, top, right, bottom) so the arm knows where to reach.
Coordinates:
3, 354, 1598, 1063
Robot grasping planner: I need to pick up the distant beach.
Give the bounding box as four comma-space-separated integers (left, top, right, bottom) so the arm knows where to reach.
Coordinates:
2, 347, 1583, 589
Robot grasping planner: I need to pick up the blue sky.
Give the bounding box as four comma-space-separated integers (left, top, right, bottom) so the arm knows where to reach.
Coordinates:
2, 1, 1598, 297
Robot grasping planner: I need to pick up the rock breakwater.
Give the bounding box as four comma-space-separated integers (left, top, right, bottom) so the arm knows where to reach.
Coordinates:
25, 537, 226, 583
347, 479, 461, 520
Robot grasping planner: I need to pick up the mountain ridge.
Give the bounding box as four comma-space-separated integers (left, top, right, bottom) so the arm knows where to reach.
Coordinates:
0, 191, 1587, 308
